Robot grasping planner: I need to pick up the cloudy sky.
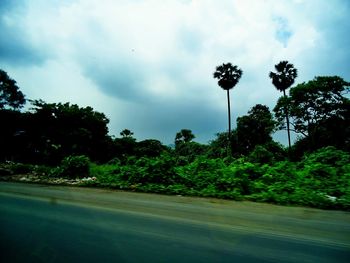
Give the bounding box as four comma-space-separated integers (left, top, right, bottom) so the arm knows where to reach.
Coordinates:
1, 0, 349, 145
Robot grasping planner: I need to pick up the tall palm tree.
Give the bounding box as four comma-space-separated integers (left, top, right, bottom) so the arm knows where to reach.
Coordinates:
213, 63, 243, 152
269, 61, 298, 149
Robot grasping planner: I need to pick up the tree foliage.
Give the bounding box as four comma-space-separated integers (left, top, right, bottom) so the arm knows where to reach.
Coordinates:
174, 129, 207, 161
136, 139, 168, 157
208, 132, 230, 158
175, 129, 195, 146
120, 129, 134, 138
213, 63, 243, 91
0, 69, 26, 110
236, 104, 276, 154
274, 76, 350, 151
269, 61, 298, 93
51, 155, 90, 178
0, 100, 113, 164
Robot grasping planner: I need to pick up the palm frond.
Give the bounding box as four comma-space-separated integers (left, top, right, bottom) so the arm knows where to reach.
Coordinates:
270, 60, 297, 92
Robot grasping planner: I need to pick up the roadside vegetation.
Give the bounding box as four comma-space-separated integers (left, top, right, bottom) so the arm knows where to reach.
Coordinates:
0, 64, 349, 211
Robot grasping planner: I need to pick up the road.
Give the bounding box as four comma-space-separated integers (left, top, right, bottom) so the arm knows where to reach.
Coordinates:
0, 182, 349, 263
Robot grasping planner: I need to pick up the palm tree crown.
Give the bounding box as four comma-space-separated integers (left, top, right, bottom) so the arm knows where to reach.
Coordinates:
213, 63, 243, 90
269, 61, 297, 92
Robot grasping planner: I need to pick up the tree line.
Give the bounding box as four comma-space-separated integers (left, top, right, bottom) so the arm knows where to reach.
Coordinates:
213, 61, 349, 158
0, 64, 349, 166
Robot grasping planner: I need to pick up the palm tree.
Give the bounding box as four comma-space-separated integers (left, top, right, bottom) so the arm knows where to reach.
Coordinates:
269, 61, 298, 149
213, 63, 243, 152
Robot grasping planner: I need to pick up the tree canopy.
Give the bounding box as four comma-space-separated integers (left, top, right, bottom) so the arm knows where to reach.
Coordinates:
0, 67, 349, 166
6, 100, 112, 164
175, 129, 195, 146
274, 76, 350, 151
120, 129, 134, 138
0, 69, 26, 110
269, 61, 298, 94
213, 63, 243, 91
236, 104, 276, 154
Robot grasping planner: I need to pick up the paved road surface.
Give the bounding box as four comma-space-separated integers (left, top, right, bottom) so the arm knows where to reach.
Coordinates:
1, 182, 349, 262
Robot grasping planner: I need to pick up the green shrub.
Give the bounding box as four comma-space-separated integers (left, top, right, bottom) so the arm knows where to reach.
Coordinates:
119, 154, 180, 185
90, 162, 121, 185
248, 145, 274, 164
261, 161, 299, 183
34, 145, 350, 211
52, 155, 90, 178
300, 147, 350, 198
176, 157, 226, 189
302, 146, 350, 167
217, 161, 262, 195
9, 163, 34, 174
31, 165, 53, 176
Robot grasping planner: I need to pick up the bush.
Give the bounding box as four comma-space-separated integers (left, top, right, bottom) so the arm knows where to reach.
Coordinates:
9, 163, 34, 174
300, 147, 350, 198
217, 160, 263, 195
248, 145, 274, 164
176, 157, 226, 189
302, 146, 350, 167
119, 154, 180, 185
90, 162, 121, 186
51, 155, 90, 178
29, 144, 349, 211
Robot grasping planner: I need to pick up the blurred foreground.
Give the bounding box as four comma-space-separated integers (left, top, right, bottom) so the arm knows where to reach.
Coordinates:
1, 182, 349, 263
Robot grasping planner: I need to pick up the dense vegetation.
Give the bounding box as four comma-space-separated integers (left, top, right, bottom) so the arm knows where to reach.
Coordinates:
1, 66, 349, 210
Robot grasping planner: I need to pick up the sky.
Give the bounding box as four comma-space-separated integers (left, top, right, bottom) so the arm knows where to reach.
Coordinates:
1, 0, 349, 145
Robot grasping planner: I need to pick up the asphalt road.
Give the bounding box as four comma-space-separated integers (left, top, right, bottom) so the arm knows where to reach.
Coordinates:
1, 182, 349, 263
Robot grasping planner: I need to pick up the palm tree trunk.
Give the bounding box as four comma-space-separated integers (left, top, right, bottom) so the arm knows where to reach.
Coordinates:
227, 89, 231, 154
283, 90, 291, 150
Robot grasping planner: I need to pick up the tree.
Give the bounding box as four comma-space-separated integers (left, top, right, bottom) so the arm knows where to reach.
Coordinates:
24, 100, 112, 164
0, 109, 26, 161
175, 129, 195, 147
114, 129, 137, 159
174, 129, 206, 160
269, 61, 297, 149
136, 139, 168, 157
236, 104, 276, 154
213, 63, 243, 153
274, 76, 350, 151
208, 132, 230, 158
120, 129, 134, 138
0, 69, 26, 110
0, 70, 26, 161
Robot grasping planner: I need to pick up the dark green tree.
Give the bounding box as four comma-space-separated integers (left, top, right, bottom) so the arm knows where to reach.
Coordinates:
120, 129, 134, 138
175, 129, 195, 146
0, 69, 26, 110
0, 109, 26, 161
236, 104, 276, 154
0, 70, 26, 161
136, 139, 168, 157
24, 100, 112, 164
114, 129, 137, 159
213, 63, 243, 152
208, 132, 230, 158
269, 61, 297, 149
174, 129, 206, 161
274, 76, 350, 151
